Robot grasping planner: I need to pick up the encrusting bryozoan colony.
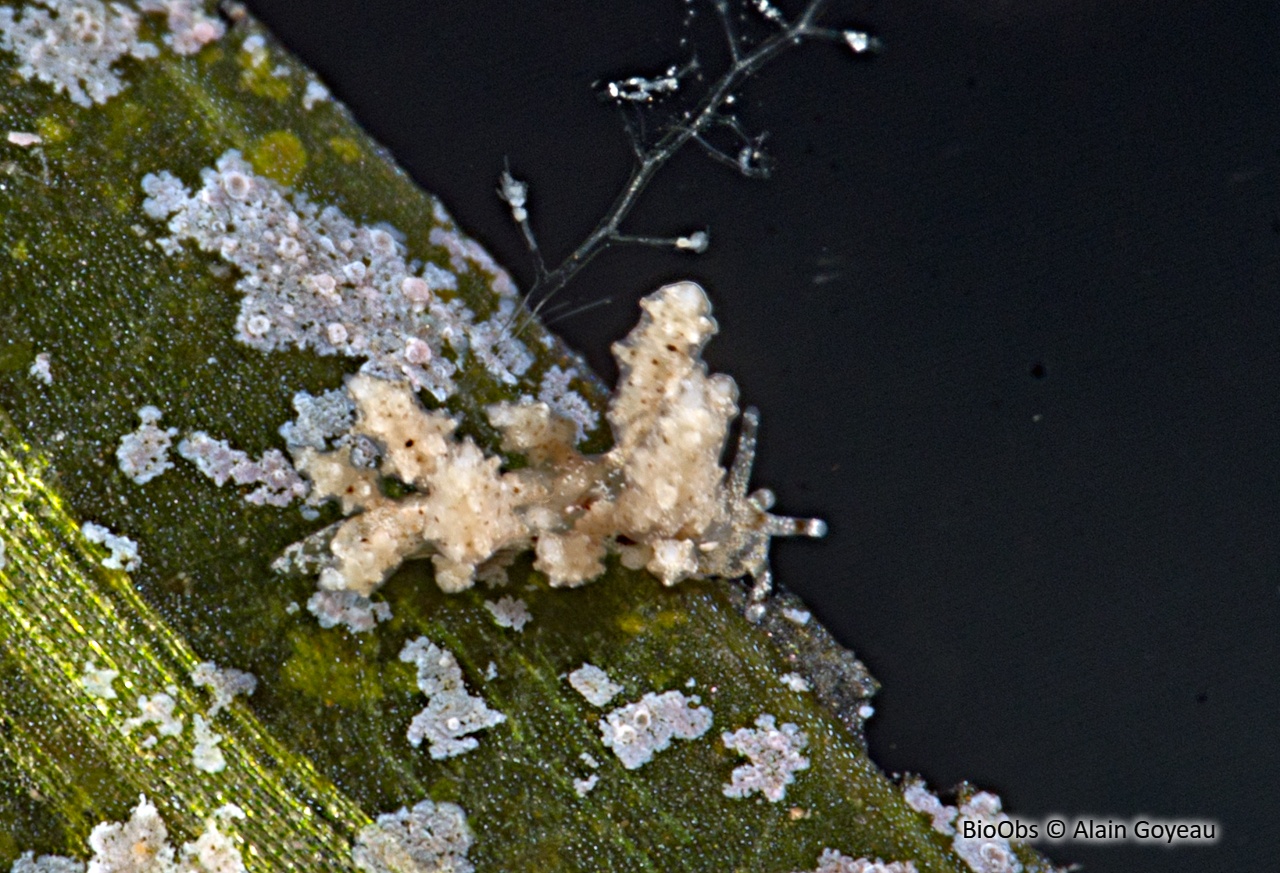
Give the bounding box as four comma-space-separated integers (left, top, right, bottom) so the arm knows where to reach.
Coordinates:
79, 660, 119, 700
721, 713, 810, 802
28, 352, 52, 386
352, 799, 474, 873
598, 689, 713, 770
7, 796, 247, 873
116, 406, 177, 486
902, 780, 1025, 873
399, 636, 506, 760
483, 595, 530, 630
87, 795, 245, 873
792, 851, 919, 873
0, 0, 223, 109
567, 663, 623, 708
81, 522, 140, 572
8, 791, 420, 873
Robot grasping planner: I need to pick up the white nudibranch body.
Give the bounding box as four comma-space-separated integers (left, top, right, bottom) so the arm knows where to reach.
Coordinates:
277, 281, 826, 609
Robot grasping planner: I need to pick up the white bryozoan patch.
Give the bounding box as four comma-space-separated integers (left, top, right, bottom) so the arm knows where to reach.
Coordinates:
567, 663, 623, 708
352, 800, 473, 873
598, 689, 712, 770
795, 850, 918, 873
398, 636, 505, 759
80, 660, 119, 699
484, 595, 530, 631
81, 522, 140, 572
721, 713, 809, 802
116, 406, 177, 485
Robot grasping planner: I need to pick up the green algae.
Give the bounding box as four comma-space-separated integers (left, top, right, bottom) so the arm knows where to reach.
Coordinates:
248, 129, 306, 185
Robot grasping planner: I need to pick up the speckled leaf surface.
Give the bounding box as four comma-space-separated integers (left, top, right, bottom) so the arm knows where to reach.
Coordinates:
0, 4, 1054, 872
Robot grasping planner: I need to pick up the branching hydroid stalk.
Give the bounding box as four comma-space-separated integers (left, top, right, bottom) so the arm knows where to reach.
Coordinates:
499, 0, 880, 333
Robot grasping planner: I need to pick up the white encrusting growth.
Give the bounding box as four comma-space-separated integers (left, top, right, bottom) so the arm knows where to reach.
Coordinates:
116, 405, 177, 485
399, 636, 505, 759
779, 671, 811, 693
598, 689, 712, 770
88, 795, 172, 873
136, 1, 224, 56
902, 777, 958, 836
301, 78, 329, 110
86, 796, 246, 873
141, 151, 530, 402
80, 660, 119, 699
567, 663, 623, 708
721, 713, 809, 802
109, 662, 252, 773
177, 431, 307, 507
82, 522, 140, 572
238, 32, 265, 67
277, 388, 355, 450
190, 714, 225, 774
93, 660, 252, 773
10, 852, 82, 873
902, 778, 1022, 873
305, 589, 390, 633
484, 595, 530, 630
428, 204, 517, 298
0, 0, 158, 107
466, 314, 536, 387
28, 352, 51, 384
535, 364, 598, 443
178, 805, 246, 873
0, 0, 224, 108
352, 800, 473, 873
782, 607, 812, 625
280, 282, 825, 612
952, 792, 1023, 873
572, 774, 599, 796
121, 688, 183, 749
190, 661, 256, 717
795, 850, 918, 873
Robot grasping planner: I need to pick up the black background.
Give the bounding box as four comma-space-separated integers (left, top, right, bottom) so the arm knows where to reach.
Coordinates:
243, 2, 1280, 870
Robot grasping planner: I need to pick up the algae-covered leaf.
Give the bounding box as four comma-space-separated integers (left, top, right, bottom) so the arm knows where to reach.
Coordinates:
0, 2, 1058, 871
